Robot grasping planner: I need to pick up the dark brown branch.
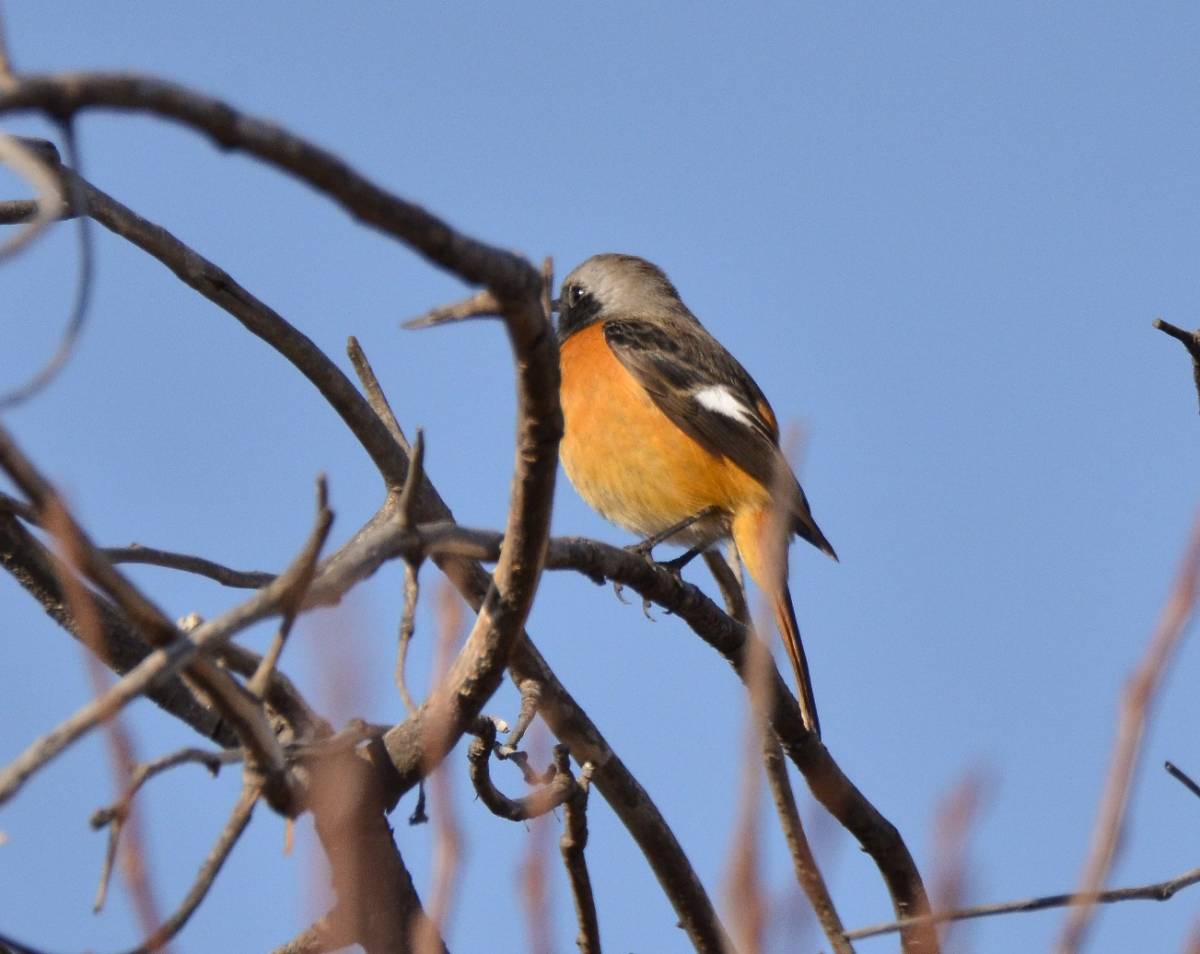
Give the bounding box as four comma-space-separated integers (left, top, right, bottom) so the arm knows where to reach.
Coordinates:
845, 865, 1200, 941
0, 153, 728, 948
559, 749, 600, 954
339, 335, 732, 947
1166, 760, 1200, 801
1154, 319, 1200, 412
0, 489, 37, 523
0, 73, 540, 301
467, 720, 577, 822
104, 544, 274, 588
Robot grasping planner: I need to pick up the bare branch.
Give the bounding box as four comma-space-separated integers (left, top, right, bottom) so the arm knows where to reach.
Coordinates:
1057, 513, 1200, 953
0, 74, 541, 298
1154, 319, 1200, 412
346, 335, 411, 453
1166, 760, 1200, 801
0, 512, 234, 745
269, 913, 355, 954
403, 288, 501, 329
0, 486, 332, 807
559, 751, 600, 954
846, 865, 1200, 942
705, 548, 853, 953
117, 782, 260, 954
0, 423, 288, 801
104, 543, 274, 589
248, 476, 333, 698
395, 559, 421, 715
0, 132, 62, 263
467, 720, 577, 822
91, 747, 240, 914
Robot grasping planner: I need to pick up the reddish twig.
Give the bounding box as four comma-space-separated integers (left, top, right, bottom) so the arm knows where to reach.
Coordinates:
1057, 513, 1200, 953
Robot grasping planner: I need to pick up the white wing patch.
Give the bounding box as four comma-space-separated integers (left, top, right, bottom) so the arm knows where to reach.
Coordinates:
693, 385, 757, 428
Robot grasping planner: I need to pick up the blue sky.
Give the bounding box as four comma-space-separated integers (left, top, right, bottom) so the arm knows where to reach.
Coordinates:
2, 3, 1199, 952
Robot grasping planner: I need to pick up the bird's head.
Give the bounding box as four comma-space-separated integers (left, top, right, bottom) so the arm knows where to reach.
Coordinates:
554, 253, 686, 341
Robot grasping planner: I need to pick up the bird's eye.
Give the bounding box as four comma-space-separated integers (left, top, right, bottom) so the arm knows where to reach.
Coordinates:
568, 284, 585, 306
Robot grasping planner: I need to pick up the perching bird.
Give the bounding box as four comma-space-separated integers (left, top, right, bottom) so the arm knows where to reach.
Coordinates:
555, 253, 836, 737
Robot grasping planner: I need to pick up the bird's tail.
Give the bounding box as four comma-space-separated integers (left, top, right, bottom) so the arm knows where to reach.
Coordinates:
773, 582, 821, 738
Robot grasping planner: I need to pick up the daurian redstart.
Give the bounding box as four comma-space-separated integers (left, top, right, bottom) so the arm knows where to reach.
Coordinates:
555, 253, 835, 737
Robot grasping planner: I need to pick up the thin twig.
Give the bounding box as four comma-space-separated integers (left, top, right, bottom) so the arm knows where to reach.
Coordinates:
1166, 760, 1200, 801
468, 720, 577, 822
104, 544, 274, 588
1057, 513, 1200, 953
559, 750, 600, 954
91, 747, 241, 913
248, 476, 333, 698
1154, 319, 1200, 413
346, 336, 411, 452
846, 865, 1200, 941
396, 560, 421, 715
403, 288, 502, 329
117, 782, 260, 954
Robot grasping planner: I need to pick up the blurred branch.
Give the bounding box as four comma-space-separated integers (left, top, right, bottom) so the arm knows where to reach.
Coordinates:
1057, 513, 1200, 953
704, 549, 853, 953
118, 782, 260, 954
0, 468, 335, 809
846, 865, 1200, 941
0, 511, 235, 745
0, 129, 93, 411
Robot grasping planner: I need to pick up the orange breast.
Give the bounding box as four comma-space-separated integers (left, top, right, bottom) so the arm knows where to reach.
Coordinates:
559, 322, 768, 542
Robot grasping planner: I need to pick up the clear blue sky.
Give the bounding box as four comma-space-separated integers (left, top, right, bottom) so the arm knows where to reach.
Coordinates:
2, 3, 1199, 952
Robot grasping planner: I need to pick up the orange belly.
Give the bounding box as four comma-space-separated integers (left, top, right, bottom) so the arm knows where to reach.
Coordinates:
559, 322, 768, 543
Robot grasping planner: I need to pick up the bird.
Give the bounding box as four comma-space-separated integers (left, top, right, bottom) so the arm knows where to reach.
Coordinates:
554, 253, 836, 738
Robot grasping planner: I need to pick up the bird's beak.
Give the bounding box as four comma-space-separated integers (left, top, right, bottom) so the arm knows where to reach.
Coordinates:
550, 297, 561, 313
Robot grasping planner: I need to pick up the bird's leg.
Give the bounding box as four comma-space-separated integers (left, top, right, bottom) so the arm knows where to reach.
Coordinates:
625, 505, 722, 558
615, 506, 721, 614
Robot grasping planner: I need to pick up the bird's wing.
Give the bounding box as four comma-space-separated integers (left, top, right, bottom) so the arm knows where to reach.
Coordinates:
603, 318, 783, 490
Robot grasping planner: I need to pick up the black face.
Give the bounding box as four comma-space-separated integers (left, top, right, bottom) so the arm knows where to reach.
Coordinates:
555, 280, 602, 342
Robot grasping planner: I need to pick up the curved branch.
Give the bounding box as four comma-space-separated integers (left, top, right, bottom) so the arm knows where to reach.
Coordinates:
0, 73, 539, 301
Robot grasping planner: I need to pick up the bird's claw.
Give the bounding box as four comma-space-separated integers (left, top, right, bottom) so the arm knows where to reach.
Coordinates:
611, 579, 630, 604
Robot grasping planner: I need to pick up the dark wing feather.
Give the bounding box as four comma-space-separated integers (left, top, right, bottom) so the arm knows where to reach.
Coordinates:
603, 318, 838, 559
603, 318, 782, 490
